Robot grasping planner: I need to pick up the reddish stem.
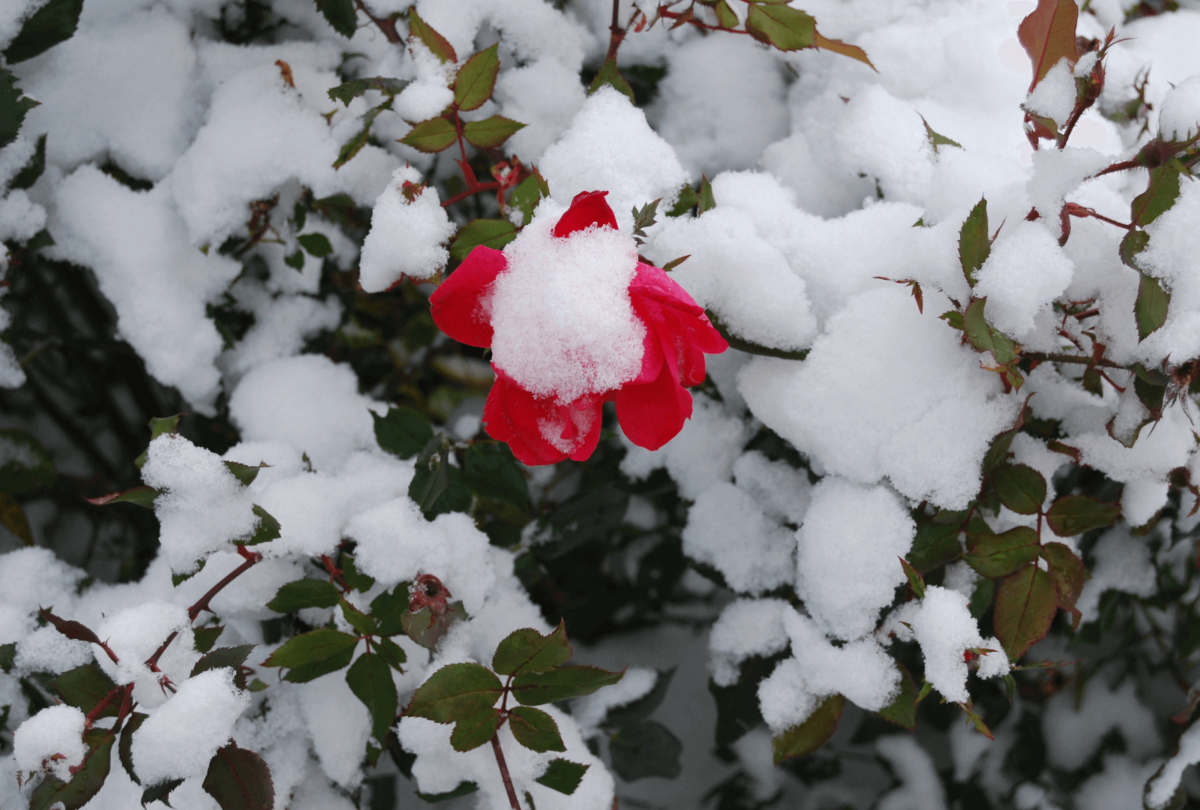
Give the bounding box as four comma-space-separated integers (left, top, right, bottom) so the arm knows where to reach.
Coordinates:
1024, 351, 1124, 370
353, 0, 401, 43
490, 735, 522, 810
441, 181, 501, 208
321, 554, 352, 593
83, 686, 121, 728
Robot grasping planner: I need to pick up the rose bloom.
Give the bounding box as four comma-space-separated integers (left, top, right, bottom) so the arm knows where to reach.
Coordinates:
430, 190, 727, 465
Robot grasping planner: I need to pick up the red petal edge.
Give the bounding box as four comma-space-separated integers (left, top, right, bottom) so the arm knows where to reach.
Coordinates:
552, 190, 619, 238
428, 246, 506, 348
615, 361, 694, 451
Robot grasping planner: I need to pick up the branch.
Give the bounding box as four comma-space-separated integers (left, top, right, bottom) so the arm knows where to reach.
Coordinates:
1025, 351, 1125, 370
353, 0, 402, 42
490, 735, 521, 810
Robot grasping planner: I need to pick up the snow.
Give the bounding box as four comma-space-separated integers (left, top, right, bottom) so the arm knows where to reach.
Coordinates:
794, 478, 914, 641
1025, 58, 1077, 128
683, 482, 795, 595
302, 669, 372, 786
571, 667, 656, 735
709, 598, 791, 687
973, 220, 1075, 338
1158, 75, 1200, 142
908, 586, 987, 703
13, 704, 86, 782
93, 600, 198, 708
1075, 527, 1158, 623
1146, 718, 1200, 808
132, 668, 251, 784
1042, 673, 1161, 771
494, 56, 587, 161
359, 165, 456, 292
875, 735, 948, 810
489, 206, 645, 403
1074, 756, 1162, 810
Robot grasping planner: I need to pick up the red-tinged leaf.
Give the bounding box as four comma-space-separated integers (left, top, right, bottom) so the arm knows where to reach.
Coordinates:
660, 255, 689, 273
963, 297, 1019, 366
921, 115, 962, 155
450, 707, 499, 751
1044, 495, 1120, 537
959, 701, 994, 740
993, 463, 1047, 515
899, 557, 925, 599
50, 664, 120, 717
492, 621, 572, 676
408, 8, 456, 63
29, 728, 115, 810
813, 30, 875, 69
1131, 165, 1182, 227
1135, 270, 1171, 342
39, 608, 101, 645
772, 694, 844, 764
536, 759, 589, 795
201, 744, 274, 810
449, 219, 517, 262
745, 3, 815, 51
511, 665, 624, 706
462, 116, 525, 150
120, 712, 147, 785
587, 58, 634, 102
994, 564, 1057, 660
713, 0, 738, 29
400, 117, 457, 153
959, 198, 990, 288
85, 486, 159, 508
346, 650, 398, 744
454, 44, 499, 112
1041, 541, 1088, 613
877, 664, 918, 730
1017, 0, 1079, 91
964, 526, 1041, 579
404, 662, 502, 723
508, 706, 566, 752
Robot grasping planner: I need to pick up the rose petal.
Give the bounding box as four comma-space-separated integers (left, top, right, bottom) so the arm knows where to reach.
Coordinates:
552, 190, 619, 238
615, 360, 694, 451
568, 396, 606, 462
429, 246, 506, 348
482, 371, 567, 465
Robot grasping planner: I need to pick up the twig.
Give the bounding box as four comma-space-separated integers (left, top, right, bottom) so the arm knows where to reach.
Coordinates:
491, 735, 521, 810
353, 0, 402, 42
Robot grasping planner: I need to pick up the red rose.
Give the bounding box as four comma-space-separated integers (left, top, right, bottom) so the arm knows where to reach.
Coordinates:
429, 190, 727, 465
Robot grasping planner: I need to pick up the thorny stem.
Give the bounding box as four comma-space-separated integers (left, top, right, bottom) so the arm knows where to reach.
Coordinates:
491, 735, 522, 810
440, 181, 501, 208
1025, 351, 1125, 370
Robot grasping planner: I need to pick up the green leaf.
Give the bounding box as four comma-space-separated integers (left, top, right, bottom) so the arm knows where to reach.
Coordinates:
224, 460, 268, 487
1135, 270, 1170, 342
0, 492, 33, 546
609, 720, 682, 781
374, 407, 435, 460
508, 706, 566, 752
1131, 164, 1182, 226
745, 3, 815, 51
11, 132, 47, 190
493, 621, 572, 677
86, 486, 159, 509
402, 600, 467, 651
908, 518, 962, 574
3, 0, 83, 64
201, 744, 274, 810
297, 233, 333, 257
340, 598, 378, 636
119, 712, 147, 785
29, 728, 114, 810
463, 443, 529, 510
1044, 495, 1120, 537
921, 115, 962, 155
416, 782, 478, 802
408, 9, 457, 63
0, 642, 16, 673
404, 662, 502, 723
347, 650, 398, 743
462, 116, 525, 150
877, 664, 917, 730
401, 117, 458, 154
992, 463, 1047, 515
772, 694, 844, 764
449, 219, 518, 262
587, 58, 634, 102
191, 645, 254, 689
509, 170, 550, 226
370, 584, 410, 637
994, 564, 1057, 660
50, 664, 119, 718
316, 0, 356, 37
1119, 228, 1150, 271
660, 255, 689, 273
511, 665, 623, 706
284, 250, 305, 270
194, 625, 225, 654
408, 435, 473, 520
376, 636, 407, 671
328, 77, 409, 106
0, 68, 39, 148
963, 297, 1018, 365
899, 557, 925, 599
449, 707, 499, 751
959, 198, 990, 288
714, 0, 738, 28
697, 175, 716, 214
969, 577, 995, 620
668, 184, 698, 217
140, 778, 183, 808
1041, 541, 1087, 614
238, 505, 281, 547
267, 579, 339, 613
603, 668, 674, 729
535, 759, 589, 795
334, 101, 390, 170
706, 310, 808, 361
0, 428, 55, 495
964, 526, 1041, 578
262, 629, 359, 681
454, 44, 500, 111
